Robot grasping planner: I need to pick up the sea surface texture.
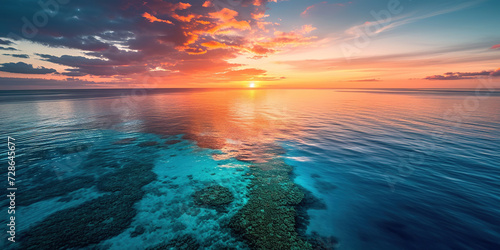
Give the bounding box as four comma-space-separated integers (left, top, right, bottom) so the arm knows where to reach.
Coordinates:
0, 89, 499, 249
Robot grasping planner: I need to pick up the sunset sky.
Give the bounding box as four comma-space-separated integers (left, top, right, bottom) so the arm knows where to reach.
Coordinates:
0, 0, 499, 89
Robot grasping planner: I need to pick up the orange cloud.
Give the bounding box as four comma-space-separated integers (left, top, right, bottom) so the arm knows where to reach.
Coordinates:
301, 3, 321, 16
142, 12, 173, 24
301, 1, 351, 16
207, 8, 251, 34
202, 1, 212, 7
196, 20, 211, 25
209, 8, 239, 22
183, 31, 199, 45
253, 0, 266, 6
300, 24, 316, 34
201, 41, 228, 49
146, 2, 196, 23
172, 13, 198, 22
176, 46, 207, 55
255, 21, 273, 32
251, 12, 269, 20
249, 45, 275, 55
175, 2, 192, 10
144, 4, 315, 60
262, 29, 316, 47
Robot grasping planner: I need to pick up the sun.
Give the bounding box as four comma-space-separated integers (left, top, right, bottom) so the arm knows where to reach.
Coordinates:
249, 82, 256, 88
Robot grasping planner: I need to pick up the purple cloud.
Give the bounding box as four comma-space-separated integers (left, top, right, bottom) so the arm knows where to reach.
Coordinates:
0, 62, 57, 74
424, 70, 498, 80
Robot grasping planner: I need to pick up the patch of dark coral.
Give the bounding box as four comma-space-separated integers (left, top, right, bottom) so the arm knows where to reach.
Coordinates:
96, 163, 156, 193
229, 158, 313, 250
193, 185, 234, 211
311, 173, 321, 179
20, 192, 141, 249
17, 175, 95, 206
81, 150, 122, 170
314, 180, 338, 194
293, 174, 339, 250
306, 232, 339, 250
147, 234, 201, 250
57, 143, 92, 154
295, 186, 327, 237
20, 161, 158, 249
131, 225, 146, 238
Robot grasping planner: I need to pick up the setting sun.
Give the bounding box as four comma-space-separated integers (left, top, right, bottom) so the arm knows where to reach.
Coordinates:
249, 82, 256, 88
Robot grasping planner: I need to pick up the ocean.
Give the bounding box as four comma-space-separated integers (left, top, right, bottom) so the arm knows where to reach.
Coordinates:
0, 88, 499, 249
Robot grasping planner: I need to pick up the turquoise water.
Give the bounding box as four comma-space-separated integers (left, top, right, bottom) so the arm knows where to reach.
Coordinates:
0, 89, 499, 249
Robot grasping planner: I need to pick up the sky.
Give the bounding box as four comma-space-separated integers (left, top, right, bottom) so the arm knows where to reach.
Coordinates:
0, 0, 499, 89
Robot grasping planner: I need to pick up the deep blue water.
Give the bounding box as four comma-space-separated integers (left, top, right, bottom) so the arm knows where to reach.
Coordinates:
0, 89, 499, 249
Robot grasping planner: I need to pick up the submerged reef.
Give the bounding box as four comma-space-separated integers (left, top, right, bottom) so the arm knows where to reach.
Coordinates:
57, 143, 92, 154
147, 234, 201, 250
20, 162, 157, 249
193, 185, 234, 207
17, 175, 95, 206
229, 159, 313, 250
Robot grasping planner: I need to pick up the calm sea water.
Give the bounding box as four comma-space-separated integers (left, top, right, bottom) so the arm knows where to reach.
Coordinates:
0, 89, 499, 249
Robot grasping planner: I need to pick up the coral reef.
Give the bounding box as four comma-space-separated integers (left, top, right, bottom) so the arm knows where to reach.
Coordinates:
17, 175, 95, 206
307, 232, 339, 250
130, 225, 146, 238
229, 159, 313, 250
96, 163, 156, 193
20, 192, 142, 249
314, 179, 338, 194
20, 162, 157, 249
295, 186, 328, 237
147, 234, 200, 250
57, 143, 92, 154
193, 185, 234, 207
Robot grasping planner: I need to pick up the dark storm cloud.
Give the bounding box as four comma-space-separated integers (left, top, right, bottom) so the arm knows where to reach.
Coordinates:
0, 62, 57, 74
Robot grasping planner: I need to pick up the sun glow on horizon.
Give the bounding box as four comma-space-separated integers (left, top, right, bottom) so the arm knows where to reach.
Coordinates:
249, 82, 256, 88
